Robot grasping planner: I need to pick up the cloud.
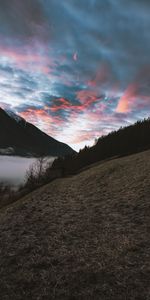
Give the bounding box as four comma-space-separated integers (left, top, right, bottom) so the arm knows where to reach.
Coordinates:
116, 67, 150, 113
116, 84, 138, 113
0, 0, 48, 41
0, 0, 150, 150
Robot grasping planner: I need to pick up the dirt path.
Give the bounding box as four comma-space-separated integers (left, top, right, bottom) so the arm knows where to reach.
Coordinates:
0, 150, 150, 299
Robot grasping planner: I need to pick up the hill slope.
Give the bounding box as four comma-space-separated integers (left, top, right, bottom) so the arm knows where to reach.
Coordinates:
52, 118, 150, 174
0, 107, 75, 157
0, 150, 150, 299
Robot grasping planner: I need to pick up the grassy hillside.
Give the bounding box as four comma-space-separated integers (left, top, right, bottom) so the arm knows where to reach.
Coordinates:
0, 150, 150, 299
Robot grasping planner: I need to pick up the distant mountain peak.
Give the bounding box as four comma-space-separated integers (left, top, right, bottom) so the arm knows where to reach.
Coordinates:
0, 107, 76, 157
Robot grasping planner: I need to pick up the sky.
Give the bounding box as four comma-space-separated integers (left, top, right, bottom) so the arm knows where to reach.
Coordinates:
0, 0, 150, 151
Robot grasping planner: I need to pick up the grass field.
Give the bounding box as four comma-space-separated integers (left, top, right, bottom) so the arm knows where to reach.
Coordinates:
0, 150, 150, 299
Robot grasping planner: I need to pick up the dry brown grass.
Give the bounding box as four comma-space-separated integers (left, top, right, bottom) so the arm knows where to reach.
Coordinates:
0, 150, 150, 299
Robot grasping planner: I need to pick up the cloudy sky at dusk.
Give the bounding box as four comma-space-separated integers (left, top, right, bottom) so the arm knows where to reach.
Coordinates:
0, 0, 150, 150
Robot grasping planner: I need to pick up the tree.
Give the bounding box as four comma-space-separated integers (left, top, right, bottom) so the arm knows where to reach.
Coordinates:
25, 156, 48, 189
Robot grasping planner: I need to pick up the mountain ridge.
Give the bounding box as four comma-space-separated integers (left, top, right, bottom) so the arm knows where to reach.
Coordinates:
52, 117, 150, 175
0, 107, 75, 157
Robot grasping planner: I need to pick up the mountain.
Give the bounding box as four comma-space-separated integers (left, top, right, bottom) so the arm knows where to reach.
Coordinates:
0, 107, 75, 157
0, 149, 149, 299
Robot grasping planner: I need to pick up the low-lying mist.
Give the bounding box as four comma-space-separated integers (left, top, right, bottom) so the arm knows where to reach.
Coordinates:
0, 156, 55, 186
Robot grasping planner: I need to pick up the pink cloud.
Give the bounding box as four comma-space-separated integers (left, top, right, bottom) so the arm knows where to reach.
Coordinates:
73, 52, 78, 61
0, 44, 54, 74
20, 107, 64, 129
49, 98, 71, 112
116, 83, 138, 113
116, 66, 150, 113
87, 63, 109, 88
76, 90, 99, 105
